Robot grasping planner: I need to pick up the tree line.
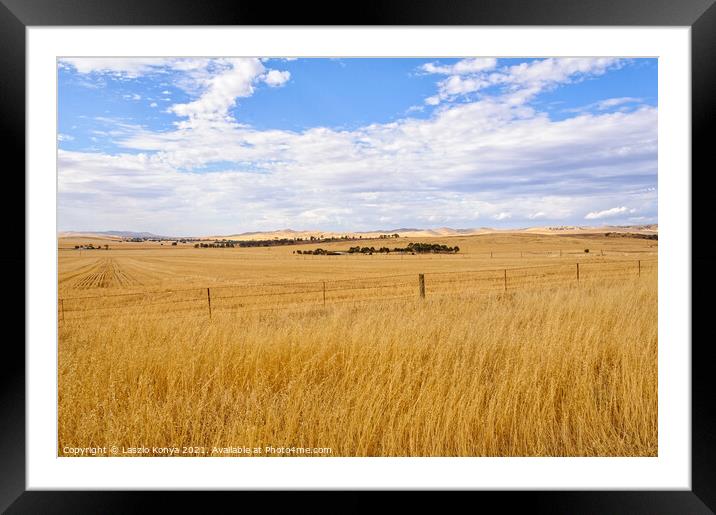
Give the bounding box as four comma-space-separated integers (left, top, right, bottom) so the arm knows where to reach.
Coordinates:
192, 233, 401, 249
194, 242, 237, 248
296, 242, 460, 256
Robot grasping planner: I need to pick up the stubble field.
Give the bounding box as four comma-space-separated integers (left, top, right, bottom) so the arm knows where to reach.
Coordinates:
58, 233, 657, 456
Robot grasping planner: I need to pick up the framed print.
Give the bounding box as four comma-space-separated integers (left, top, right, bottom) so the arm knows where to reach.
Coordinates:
3, 0, 715, 512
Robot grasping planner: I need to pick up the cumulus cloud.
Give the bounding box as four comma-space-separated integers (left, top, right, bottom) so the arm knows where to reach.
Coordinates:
492, 212, 512, 221
59, 100, 657, 233
584, 206, 637, 220
60, 58, 175, 77
594, 97, 641, 110
564, 97, 643, 114
425, 57, 622, 106
57, 58, 657, 234
168, 58, 281, 126
421, 58, 498, 75
59, 58, 220, 79
263, 70, 291, 87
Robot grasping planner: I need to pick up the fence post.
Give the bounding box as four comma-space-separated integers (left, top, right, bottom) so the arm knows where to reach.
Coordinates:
207, 287, 212, 319
323, 281, 326, 305
418, 273, 425, 298
638, 260, 641, 277
504, 269, 507, 291
576, 263, 580, 282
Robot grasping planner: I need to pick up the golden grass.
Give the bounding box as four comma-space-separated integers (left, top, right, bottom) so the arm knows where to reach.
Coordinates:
58, 232, 656, 292
58, 259, 657, 457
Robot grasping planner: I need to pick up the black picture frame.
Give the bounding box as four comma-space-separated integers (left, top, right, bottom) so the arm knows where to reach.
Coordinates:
2, 0, 713, 512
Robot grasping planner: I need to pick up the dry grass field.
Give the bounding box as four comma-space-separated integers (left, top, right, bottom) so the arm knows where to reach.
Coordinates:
57, 233, 657, 457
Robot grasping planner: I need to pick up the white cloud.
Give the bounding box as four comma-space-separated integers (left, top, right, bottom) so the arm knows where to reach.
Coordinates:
162, 90, 171, 95
438, 75, 490, 96
58, 133, 74, 142
83, 101, 655, 233
564, 97, 643, 114
425, 96, 440, 106
169, 58, 269, 125
150, 102, 158, 108
57, 58, 656, 234
60, 58, 174, 78
425, 57, 622, 106
421, 58, 498, 75
584, 206, 637, 220
595, 97, 641, 110
123, 93, 142, 101
263, 70, 291, 87
506, 58, 618, 87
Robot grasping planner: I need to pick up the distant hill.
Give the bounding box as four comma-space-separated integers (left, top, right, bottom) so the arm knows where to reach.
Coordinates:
58, 230, 175, 240
522, 224, 658, 235
60, 224, 657, 241
210, 224, 658, 241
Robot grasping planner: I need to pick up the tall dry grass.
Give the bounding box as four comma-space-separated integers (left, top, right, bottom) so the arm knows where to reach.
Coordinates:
58, 270, 657, 457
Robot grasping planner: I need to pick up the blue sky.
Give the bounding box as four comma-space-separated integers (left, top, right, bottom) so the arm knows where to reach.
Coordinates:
58, 57, 657, 235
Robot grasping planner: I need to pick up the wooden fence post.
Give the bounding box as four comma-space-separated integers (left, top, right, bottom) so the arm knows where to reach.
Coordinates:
638, 260, 641, 277
504, 269, 507, 291
576, 263, 580, 282
323, 281, 326, 306
207, 287, 212, 318
419, 273, 425, 298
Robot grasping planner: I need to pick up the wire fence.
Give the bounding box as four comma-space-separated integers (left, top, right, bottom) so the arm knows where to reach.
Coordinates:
58, 258, 657, 322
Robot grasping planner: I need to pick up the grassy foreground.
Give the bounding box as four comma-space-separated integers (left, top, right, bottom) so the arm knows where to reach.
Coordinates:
58, 271, 657, 457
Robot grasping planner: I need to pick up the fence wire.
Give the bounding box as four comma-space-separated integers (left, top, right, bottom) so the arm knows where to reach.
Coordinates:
59, 259, 657, 322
